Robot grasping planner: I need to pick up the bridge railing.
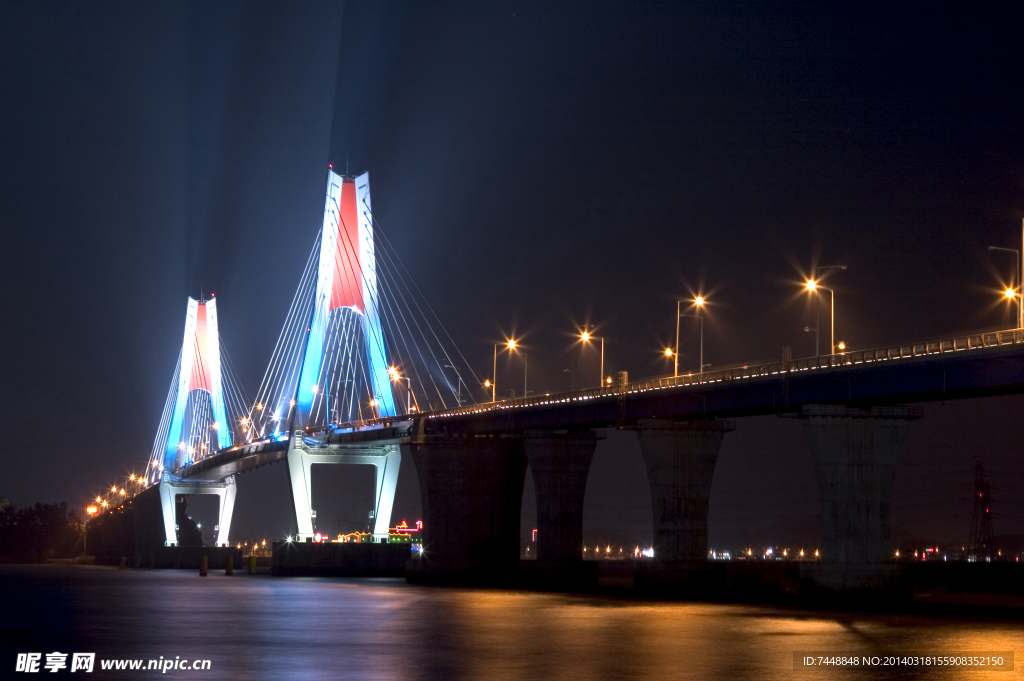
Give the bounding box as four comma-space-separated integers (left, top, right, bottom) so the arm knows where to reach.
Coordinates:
427, 328, 1024, 418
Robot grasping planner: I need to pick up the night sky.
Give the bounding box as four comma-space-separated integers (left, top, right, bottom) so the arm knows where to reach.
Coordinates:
2, 1, 1023, 552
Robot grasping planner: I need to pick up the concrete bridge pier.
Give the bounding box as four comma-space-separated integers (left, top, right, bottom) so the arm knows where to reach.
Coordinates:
159, 475, 237, 547
404, 435, 527, 585
522, 429, 602, 589
287, 436, 401, 542
632, 419, 734, 592
799, 404, 920, 597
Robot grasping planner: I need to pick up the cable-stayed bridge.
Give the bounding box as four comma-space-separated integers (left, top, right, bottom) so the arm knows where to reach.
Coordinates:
87, 168, 1024, 592
118, 169, 477, 548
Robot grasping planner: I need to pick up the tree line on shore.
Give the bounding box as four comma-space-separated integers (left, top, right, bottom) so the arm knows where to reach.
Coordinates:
0, 499, 83, 563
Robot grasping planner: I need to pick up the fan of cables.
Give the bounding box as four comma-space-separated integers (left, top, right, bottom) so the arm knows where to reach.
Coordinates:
142, 335, 252, 481
246, 217, 480, 440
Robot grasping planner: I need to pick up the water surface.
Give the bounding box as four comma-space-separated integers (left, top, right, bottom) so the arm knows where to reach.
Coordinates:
1, 566, 1019, 680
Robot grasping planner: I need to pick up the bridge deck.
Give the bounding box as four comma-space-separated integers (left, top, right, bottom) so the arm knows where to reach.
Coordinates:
181, 329, 1024, 481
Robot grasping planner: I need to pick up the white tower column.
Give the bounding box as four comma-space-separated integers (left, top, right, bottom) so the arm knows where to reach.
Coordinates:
287, 435, 401, 541
158, 475, 238, 547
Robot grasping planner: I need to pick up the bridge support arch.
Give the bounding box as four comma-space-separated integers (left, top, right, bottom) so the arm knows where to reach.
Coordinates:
286, 436, 401, 542
522, 429, 602, 587
800, 404, 920, 594
404, 435, 527, 585
158, 476, 237, 547
631, 419, 733, 589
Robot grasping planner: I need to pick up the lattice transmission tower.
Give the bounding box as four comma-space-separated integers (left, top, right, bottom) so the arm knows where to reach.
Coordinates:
967, 457, 996, 562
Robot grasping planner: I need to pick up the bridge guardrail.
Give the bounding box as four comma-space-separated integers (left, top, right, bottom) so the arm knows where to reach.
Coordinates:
427, 328, 1024, 419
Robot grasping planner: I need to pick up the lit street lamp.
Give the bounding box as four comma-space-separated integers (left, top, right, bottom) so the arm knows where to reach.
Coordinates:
388, 366, 413, 413
989, 237, 1023, 328
675, 296, 705, 376
806, 265, 846, 355
491, 339, 520, 401
580, 330, 604, 388
508, 340, 527, 397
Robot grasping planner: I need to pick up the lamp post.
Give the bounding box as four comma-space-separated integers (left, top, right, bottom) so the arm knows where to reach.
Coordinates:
675, 296, 705, 377
580, 330, 604, 388
388, 367, 412, 413
988, 240, 1023, 329
806, 265, 846, 356
491, 339, 519, 401
507, 339, 526, 397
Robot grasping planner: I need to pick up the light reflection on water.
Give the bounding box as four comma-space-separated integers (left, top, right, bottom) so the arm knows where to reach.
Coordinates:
2, 566, 1020, 680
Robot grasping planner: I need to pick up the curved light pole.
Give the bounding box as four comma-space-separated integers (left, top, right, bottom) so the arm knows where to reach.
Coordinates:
491, 339, 519, 401
388, 366, 412, 413
671, 294, 704, 374
675, 296, 705, 377
580, 330, 604, 388
988, 244, 1022, 329
806, 265, 846, 356
507, 339, 526, 397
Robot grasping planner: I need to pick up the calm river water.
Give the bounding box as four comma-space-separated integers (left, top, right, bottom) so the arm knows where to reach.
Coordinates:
1, 565, 1020, 680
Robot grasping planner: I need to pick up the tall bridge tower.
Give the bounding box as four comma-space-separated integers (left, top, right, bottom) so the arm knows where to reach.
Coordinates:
288, 170, 400, 541
153, 297, 237, 547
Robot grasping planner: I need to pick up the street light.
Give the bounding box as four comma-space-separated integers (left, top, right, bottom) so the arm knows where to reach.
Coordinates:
388, 366, 413, 414
805, 265, 846, 355
492, 339, 520, 401
675, 297, 705, 377
989, 241, 1023, 328
507, 340, 527, 397
580, 330, 604, 388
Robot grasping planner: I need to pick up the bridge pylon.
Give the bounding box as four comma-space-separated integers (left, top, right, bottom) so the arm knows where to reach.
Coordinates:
151, 297, 238, 547
293, 170, 397, 427
286, 170, 402, 540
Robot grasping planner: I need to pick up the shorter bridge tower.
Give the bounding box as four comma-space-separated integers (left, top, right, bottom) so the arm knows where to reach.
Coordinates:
147, 296, 238, 547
